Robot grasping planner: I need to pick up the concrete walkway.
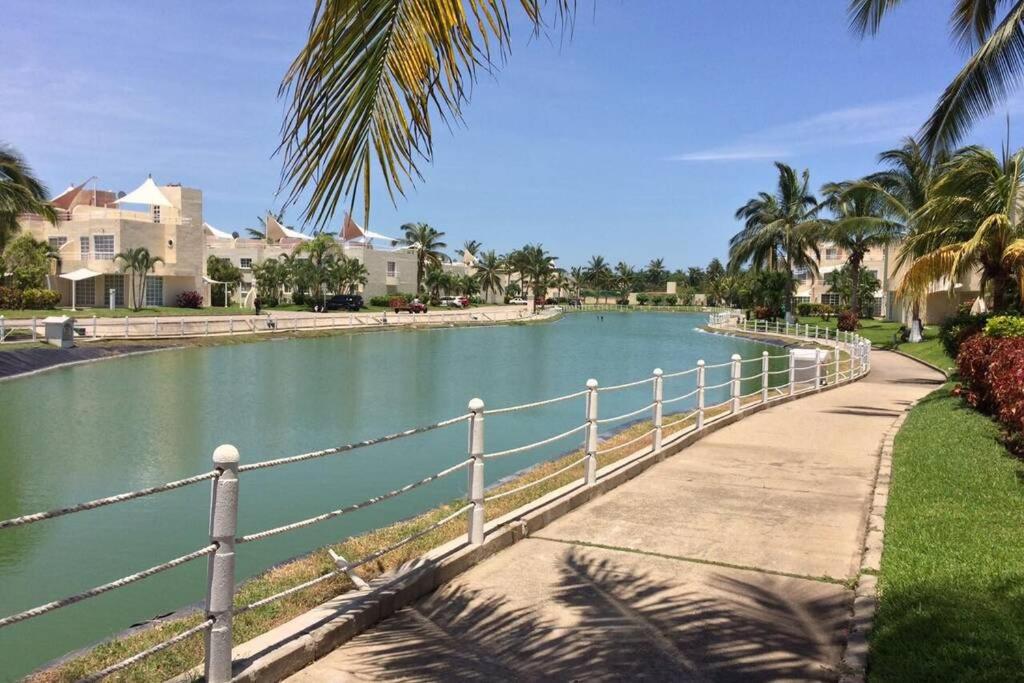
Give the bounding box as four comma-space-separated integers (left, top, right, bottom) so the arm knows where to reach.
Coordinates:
288, 351, 944, 682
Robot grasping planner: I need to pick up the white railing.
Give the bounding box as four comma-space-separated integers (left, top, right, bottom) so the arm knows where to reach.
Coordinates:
0, 316, 870, 681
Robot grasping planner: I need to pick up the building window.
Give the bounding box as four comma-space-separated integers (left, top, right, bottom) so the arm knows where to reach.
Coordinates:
870, 297, 883, 317
825, 247, 840, 261
79, 236, 90, 259
105, 274, 125, 306
386, 261, 397, 277
240, 257, 253, 270
75, 278, 96, 306
94, 235, 115, 260
152, 206, 161, 223
794, 296, 811, 305
793, 267, 810, 281
821, 292, 842, 307
48, 236, 68, 251
144, 276, 163, 306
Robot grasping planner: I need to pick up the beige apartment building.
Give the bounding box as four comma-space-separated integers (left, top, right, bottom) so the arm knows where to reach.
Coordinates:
796, 241, 982, 324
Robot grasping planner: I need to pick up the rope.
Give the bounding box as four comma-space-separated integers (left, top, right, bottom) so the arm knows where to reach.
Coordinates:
487, 389, 588, 416
662, 367, 697, 379
703, 361, 733, 370
739, 357, 764, 365
484, 457, 587, 502
598, 376, 655, 393
78, 618, 215, 682
484, 423, 588, 459
237, 458, 472, 544
0, 471, 219, 530
239, 413, 470, 472
766, 367, 791, 375
596, 402, 656, 425
662, 388, 698, 405
662, 409, 699, 429
340, 504, 471, 573
739, 372, 763, 381
703, 380, 733, 390
595, 428, 656, 455
236, 569, 340, 615
0, 544, 217, 629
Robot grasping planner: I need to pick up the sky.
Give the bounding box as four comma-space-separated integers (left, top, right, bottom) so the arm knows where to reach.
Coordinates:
3, 1, 1022, 271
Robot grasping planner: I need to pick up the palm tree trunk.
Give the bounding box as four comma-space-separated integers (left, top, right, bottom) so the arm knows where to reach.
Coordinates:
849, 253, 862, 315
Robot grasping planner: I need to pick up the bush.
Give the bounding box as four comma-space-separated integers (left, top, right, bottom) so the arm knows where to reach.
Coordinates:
797, 302, 814, 317
837, 310, 859, 332
651, 294, 664, 305
175, 290, 204, 309
636, 293, 650, 305
939, 311, 992, 359
291, 291, 306, 306
796, 302, 836, 319
370, 293, 412, 307
753, 305, 772, 320
0, 286, 23, 310
957, 335, 1024, 453
984, 315, 1024, 339
665, 294, 678, 306
21, 288, 60, 309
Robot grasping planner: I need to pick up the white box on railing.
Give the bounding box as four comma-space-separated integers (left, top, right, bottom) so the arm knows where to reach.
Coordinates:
789, 348, 826, 387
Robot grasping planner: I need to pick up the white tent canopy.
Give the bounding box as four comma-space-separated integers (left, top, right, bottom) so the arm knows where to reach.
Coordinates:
203, 222, 233, 240
59, 268, 101, 310
114, 177, 172, 207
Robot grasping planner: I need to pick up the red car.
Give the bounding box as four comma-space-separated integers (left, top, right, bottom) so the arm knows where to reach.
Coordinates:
391, 298, 428, 313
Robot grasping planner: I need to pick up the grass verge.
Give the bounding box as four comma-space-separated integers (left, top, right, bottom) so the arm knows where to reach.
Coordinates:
794, 316, 952, 374
870, 383, 1024, 681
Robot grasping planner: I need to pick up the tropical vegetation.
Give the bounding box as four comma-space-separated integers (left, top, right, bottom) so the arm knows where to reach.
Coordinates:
114, 246, 164, 311
0, 144, 55, 252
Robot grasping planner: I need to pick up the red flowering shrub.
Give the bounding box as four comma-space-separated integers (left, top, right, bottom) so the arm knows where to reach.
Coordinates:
837, 310, 859, 332
175, 290, 204, 309
754, 306, 773, 320
957, 334, 1024, 453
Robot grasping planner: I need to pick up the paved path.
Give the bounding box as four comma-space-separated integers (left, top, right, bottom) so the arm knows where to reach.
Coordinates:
288, 351, 944, 682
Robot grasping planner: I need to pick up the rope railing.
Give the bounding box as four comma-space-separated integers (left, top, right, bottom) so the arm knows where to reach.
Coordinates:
0, 312, 871, 683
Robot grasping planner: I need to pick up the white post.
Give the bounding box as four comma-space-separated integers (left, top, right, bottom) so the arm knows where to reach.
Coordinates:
92, 316, 97, 338
815, 350, 823, 389
206, 319, 210, 336
788, 350, 796, 396
229, 318, 234, 334
467, 399, 485, 546
761, 351, 769, 402
153, 319, 158, 337
834, 345, 840, 383
0, 316, 4, 342
652, 369, 664, 451
584, 379, 599, 485
730, 353, 742, 414
205, 444, 239, 683
696, 360, 706, 430
31, 317, 37, 342
124, 316, 129, 338
180, 320, 185, 337
814, 324, 819, 338
852, 340, 860, 376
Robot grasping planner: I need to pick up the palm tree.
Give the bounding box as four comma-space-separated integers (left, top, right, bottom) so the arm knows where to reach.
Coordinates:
277, 2, 572, 230
614, 262, 637, 300
568, 266, 585, 300
246, 228, 267, 240
849, 0, 1024, 157
460, 240, 482, 261
474, 249, 504, 300
646, 258, 667, 289
583, 255, 613, 302
402, 222, 448, 294
898, 145, 1024, 312
295, 233, 342, 305
423, 265, 452, 301
518, 244, 558, 301
1, 144, 56, 251
729, 162, 823, 320
820, 181, 904, 314
114, 247, 164, 310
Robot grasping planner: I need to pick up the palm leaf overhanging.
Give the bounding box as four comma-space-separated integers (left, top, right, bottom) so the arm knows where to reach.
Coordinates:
277, 0, 572, 230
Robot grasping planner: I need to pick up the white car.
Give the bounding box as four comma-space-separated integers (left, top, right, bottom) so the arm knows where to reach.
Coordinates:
439, 296, 466, 308
509, 297, 528, 305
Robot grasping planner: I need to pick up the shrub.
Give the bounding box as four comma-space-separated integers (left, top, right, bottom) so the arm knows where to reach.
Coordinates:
837, 310, 859, 332
665, 294, 678, 306
957, 335, 1024, 453
370, 293, 412, 307
797, 302, 814, 317
651, 294, 664, 305
984, 315, 1024, 339
0, 286, 23, 310
939, 311, 992, 359
21, 288, 60, 309
796, 302, 836, 319
636, 293, 650, 305
175, 290, 204, 309
291, 291, 306, 306
615, 297, 629, 305
753, 305, 772, 320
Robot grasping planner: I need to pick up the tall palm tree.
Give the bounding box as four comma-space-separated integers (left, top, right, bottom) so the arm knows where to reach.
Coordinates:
518, 243, 557, 301
277, 1, 572, 230
820, 181, 904, 314
615, 262, 638, 299
646, 258, 667, 288
295, 233, 342, 305
474, 249, 504, 300
899, 145, 1024, 312
568, 266, 585, 300
114, 247, 164, 310
1, 144, 56, 251
849, 0, 1024, 157
583, 255, 613, 302
402, 222, 448, 294
729, 162, 823, 320
460, 240, 482, 261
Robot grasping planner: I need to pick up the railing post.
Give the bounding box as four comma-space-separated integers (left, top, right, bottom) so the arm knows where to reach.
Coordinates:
730, 353, 741, 414
205, 444, 239, 683
696, 360, 706, 430
0, 316, 5, 342
229, 318, 234, 334
652, 369, 664, 451
467, 399, 485, 546
814, 324, 819, 338
815, 349, 823, 389
180, 320, 185, 337
785, 320, 790, 336
92, 315, 98, 338
852, 340, 860, 376
788, 350, 796, 396
584, 379, 599, 485
761, 351, 769, 402
32, 317, 37, 342
206, 319, 210, 336
834, 344, 840, 383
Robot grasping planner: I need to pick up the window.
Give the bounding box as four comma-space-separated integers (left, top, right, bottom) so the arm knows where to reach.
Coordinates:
825, 247, 840, 261
821, 292, 842, 307
794, 296, 811, 305
48, 236, 68, 251
144, 276, 163, 306
79, 236, 90, 259
793, 267, 810, 281
240, 258, 253, 270
152, 206, 161, 223
870, 297, 883, 318
105, 274, 125, 306
94, 235, 114, 260
75, 278, 96, 306
386, 261, 397, 277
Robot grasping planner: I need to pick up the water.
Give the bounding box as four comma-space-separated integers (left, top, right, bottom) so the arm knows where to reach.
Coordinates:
0, 312, 780, 678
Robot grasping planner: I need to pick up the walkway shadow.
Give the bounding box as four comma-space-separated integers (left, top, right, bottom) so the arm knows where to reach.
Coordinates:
331, 548, 850, 681
824, 405, 904, 418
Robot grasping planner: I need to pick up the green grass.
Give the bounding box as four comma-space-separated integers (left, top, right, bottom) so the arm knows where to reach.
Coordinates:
870, 384, 1024, 682
795, 315, 953, 374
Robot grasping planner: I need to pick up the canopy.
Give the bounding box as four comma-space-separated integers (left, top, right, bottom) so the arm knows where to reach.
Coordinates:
265, 214, 312, 241
341, 213, 401, 243
114, 177, 172, 207
203, 222, 233, 240
59, 268, 101, 282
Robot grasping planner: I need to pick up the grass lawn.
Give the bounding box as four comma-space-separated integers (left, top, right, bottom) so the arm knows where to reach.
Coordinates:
870, 384, 1024, 681
795, 315, 952, 374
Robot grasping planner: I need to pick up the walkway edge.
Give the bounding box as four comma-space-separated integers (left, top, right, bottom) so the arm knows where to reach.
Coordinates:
171, 365, 871, 683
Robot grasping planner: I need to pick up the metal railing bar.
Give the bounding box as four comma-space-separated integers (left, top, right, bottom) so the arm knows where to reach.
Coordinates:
483, 423, 588, 459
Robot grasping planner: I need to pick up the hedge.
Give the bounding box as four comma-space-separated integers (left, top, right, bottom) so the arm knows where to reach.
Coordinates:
957, 334, 1024, 454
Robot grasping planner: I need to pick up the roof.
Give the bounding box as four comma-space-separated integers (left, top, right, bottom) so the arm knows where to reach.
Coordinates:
340, 213, 401, 243
114, 177, 172, 207
203, 222, 234, 240
265, 214, 312, 241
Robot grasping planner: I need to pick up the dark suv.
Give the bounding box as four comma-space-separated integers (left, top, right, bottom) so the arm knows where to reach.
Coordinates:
324, 294, 364, 311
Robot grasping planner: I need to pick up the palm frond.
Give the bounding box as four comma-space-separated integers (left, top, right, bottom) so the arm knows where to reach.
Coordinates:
848, 0, 905, 36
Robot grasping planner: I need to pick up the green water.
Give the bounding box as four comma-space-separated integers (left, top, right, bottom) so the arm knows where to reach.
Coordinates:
0, 312, 781, 678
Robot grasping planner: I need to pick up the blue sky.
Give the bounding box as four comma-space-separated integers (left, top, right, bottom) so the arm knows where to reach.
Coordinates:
3, 1, 1020, 270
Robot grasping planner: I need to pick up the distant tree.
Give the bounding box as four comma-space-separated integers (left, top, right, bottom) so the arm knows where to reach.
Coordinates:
115, 247, 165, 310
474, 249, 504, 299
614, 262, 638, 299
460, 239, 482, 260
825, 264, 882, 315
3, 234, 56, 290
645, 258, 668, 288
0, 144, 56, 252
402, 222, 449, 293
206, 255, 242, 306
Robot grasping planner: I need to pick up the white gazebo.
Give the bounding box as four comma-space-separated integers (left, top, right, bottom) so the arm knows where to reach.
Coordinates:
203, 275, 232, 308
59, 268, 102, 311
113, 176, 172, 207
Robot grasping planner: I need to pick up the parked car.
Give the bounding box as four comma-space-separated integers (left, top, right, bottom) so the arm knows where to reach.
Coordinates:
391, 297, 428, 313
324, 294, 364, 311
439, 296, 467, 308
456, 295, 470, 308
509, 297, 528, 305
